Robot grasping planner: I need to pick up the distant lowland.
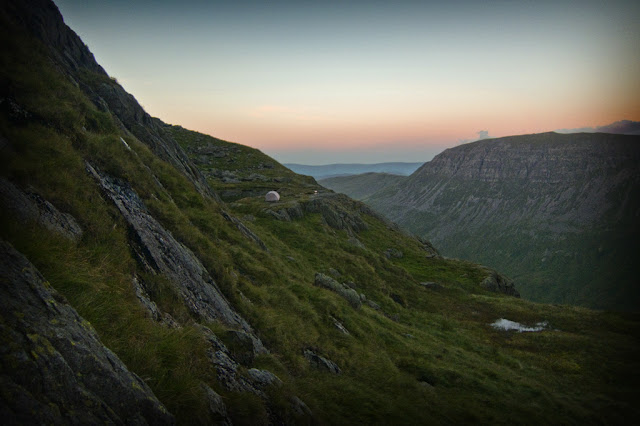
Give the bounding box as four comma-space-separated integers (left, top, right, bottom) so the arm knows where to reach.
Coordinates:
284, 162, 423, 179
323, 131, 640, 311
320, 172, 406, 200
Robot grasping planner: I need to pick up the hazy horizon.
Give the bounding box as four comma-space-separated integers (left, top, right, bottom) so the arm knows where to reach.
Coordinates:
54, 0, 640, 165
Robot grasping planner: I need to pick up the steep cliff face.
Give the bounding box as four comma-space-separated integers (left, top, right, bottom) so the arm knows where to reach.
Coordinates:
368, 132, 640, 309
2, 0, 215, 199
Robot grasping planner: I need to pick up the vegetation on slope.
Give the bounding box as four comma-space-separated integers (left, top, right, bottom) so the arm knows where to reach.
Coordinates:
319, 172, 406, 200
2, 2, 640, 424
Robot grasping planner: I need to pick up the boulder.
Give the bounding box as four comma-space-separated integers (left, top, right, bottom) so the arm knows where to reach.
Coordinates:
314, 273, 362, 309
246, 369, 283, 390
303, 349, 341, 374
383, 248, 404, 259
480, 271, 520, 297
225, 329, 269, 366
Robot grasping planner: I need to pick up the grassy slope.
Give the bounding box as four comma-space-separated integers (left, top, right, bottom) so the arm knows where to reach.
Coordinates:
319, 172, 406, 200
1, 16, 639, 425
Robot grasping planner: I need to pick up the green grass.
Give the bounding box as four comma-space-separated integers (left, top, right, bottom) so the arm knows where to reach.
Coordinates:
2, 12, 639, 425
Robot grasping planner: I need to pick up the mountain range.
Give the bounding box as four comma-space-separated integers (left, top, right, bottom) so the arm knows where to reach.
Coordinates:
284, 162, 423, 179
1, 1, 639, 424
326, 132, 640, 311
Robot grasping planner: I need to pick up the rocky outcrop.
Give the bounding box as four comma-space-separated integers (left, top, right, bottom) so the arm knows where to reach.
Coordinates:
0, 240, 174, 424
200, 384, 232, 426
198, 326, 275, 397
314, 273, 362, 309
418, 237, 440, 258
264, 193, 370, 236
131, 276, 180, 328
246, 368, 283, 390
86, 163, 263, 341
303, 349, 341, 374
225, 329, 268, 366
480, 271, 520, 297
304, 194, 368, 233
221, 211, 268, 250
264, 202, 304, 222
0, 178, 82, 241
92, 82, 216, 199
383, 248, 403, 259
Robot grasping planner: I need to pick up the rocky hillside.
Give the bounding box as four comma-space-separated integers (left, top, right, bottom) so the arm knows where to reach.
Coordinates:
366, 132, 640, 310
320, 172, 407, 200
1, 1, 639, 424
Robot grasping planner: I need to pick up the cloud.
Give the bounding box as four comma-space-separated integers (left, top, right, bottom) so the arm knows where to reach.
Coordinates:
457, 129, 491, 145
477, 130, 490, 139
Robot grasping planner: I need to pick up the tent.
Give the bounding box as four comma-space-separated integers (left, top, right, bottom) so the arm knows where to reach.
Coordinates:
265, 191, 280, 202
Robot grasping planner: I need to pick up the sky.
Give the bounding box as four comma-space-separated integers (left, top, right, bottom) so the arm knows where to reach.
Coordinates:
54, 0, 640, 165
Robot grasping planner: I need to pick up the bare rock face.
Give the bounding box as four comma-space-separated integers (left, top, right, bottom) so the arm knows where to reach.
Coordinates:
200, 384, 232, 426
480, 271, 520, 297
0, 178, 82, 241
303, 349, 341, 374
0, 240, 174, 424
86, 163, 262, 341
198, 326, 272, 396
221, 211, 268, 250
304, 194, 368, 233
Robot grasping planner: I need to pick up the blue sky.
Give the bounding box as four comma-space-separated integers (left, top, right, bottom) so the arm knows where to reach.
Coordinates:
54, 0, 640, 164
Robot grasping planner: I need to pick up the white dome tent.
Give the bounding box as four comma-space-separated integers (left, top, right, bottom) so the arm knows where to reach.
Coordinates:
265, 191, 280, 202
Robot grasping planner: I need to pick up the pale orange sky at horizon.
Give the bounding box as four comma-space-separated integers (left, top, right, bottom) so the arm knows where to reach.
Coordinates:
55, 0, 640, 163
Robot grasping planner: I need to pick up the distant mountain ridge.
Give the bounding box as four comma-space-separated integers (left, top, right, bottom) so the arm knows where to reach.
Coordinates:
365, 132, 640, 310
285, 162, 423, 179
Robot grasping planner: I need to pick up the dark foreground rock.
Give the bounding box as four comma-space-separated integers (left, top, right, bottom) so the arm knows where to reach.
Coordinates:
303, 349, 341, 374
0, 240, 174, 425
0, 177, 83, 241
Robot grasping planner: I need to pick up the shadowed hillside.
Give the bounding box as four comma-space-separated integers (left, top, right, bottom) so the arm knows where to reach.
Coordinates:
1, 1, 639, 424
